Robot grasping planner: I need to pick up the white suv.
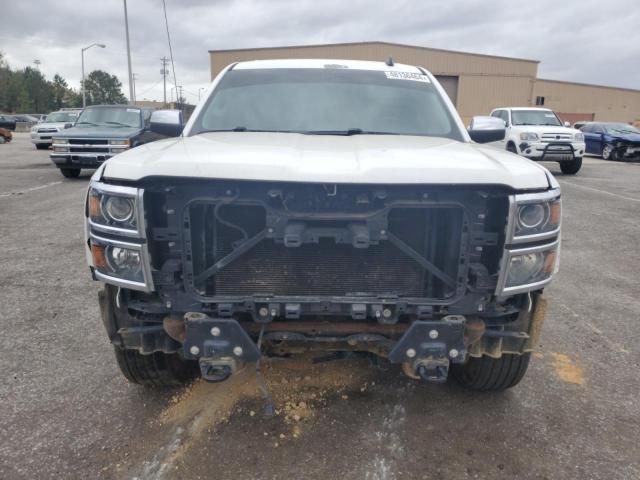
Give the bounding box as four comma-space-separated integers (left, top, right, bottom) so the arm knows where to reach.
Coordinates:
30, 110, 80, 150
490, 107, 585, 174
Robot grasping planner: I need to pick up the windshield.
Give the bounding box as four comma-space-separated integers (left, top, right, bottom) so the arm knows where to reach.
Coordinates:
45, 112, 78, 123
190, 68, 463, 140
76, 107, 141, 128
511, 110, 562, 126
605, 123, 639, 135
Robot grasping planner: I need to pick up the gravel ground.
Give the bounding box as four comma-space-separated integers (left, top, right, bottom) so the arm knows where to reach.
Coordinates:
1, 133, 639, 480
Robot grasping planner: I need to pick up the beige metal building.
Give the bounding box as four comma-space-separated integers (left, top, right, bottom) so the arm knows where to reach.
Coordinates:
208, 41, 640, 126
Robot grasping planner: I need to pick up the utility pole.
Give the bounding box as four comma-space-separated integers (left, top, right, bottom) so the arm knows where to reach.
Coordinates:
123, 0, 134, 104
177, 85, 183, 111
132, 73, 137, 104
160, 57, 169, 107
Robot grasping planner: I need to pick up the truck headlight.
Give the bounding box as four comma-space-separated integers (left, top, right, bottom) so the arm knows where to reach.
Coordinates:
103, 196, 135, 223
574, 133, 584, 142
109, 139, 130, 146
52, 146, 69, 152
86, 182, 151, 290
87, 183, 141, 236
90, 236, 147, 287
510, 189, 561, 242
500, 242, 558, 293
498, 188, 562, 294
105, 246, 142, 277
52, 138, 66, 144
519, 132, 539, 141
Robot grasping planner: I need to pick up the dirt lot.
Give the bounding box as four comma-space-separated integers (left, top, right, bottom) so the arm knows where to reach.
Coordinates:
1, 133, 639, 479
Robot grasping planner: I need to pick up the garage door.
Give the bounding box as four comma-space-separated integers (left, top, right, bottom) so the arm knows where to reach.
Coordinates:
435, 75, 459, 106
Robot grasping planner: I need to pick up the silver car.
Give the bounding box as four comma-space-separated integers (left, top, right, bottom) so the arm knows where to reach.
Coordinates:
30, 110, 80, 149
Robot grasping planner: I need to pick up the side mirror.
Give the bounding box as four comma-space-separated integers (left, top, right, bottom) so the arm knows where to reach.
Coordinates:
150, 109, 183, 137
564, 121, 571, 128
468, 116, 506, 143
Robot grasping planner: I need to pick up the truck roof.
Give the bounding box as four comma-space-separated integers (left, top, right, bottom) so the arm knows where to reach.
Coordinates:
233, 58, 424, 73
493, 107, 553, 111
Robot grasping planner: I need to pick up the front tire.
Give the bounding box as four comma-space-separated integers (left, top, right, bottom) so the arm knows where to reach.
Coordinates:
35, 143, 49, 150
602, 143, 617, 160
59, 167, 81, 178
99, 285, 198, 388
114, 348, 199, 388
560, 157, 582, 174
451, 353, 531, 391
506, 142, 517, 154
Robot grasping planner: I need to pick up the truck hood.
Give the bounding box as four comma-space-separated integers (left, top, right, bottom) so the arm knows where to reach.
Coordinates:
510, 125, 580, 135
101, 132, 552, 190
35, 122, 72, 130
54, 126, 141, 139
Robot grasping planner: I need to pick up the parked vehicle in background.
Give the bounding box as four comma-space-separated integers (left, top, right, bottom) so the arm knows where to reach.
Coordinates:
12, 114, 41, 124
30, 110, 80, 149
50, 105, 165, 178
581, 122, 640, 161
490, 107, 585, 174
27, 113, 48, 122
0, 114, 17, 131
85, 59, 561, 394
0, 127, 12, 144
573, 121, 592, 130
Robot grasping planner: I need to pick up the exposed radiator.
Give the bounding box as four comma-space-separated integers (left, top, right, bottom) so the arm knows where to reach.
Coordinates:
214, 239, 424, 297
186, 203, 463, 299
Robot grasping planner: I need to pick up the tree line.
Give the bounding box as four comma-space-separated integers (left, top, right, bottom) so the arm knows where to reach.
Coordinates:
0, 52, 128, 113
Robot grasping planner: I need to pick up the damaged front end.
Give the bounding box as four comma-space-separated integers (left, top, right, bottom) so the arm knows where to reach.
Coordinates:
88, 179, 559, 384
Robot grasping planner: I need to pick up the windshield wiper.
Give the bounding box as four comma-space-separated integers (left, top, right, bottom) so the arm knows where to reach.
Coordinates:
196, 127, 297, 134
76, 121, 98, 126
104, 121, 130, 127
304, 128, 401, 136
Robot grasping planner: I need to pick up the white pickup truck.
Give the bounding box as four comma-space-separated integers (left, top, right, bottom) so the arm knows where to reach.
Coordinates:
490, 107, 585, 174
84, 59, 561, 395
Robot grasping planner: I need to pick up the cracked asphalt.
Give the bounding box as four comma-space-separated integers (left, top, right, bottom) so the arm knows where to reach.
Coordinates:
1, 133, 639, 479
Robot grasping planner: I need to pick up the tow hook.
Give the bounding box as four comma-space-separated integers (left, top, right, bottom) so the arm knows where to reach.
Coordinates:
199, 360, 234, 383
415, 358, 450, 383
183, 313, 262, 383
389, 316, 466, 384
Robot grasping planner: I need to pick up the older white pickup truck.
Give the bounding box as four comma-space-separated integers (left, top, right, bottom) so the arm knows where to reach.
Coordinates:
490, 107, 585, 174
85, 59, 560, 395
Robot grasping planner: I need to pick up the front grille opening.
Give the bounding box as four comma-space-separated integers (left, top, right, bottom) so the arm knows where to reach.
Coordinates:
388, 207, 463, 298
186, 202, 463, 299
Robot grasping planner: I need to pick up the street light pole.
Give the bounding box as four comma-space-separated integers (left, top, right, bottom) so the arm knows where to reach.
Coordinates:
123, 0, 135, 105
81, 43, 106, 108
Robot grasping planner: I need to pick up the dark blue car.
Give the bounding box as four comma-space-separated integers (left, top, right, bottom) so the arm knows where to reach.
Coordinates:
580, 122, 640, 161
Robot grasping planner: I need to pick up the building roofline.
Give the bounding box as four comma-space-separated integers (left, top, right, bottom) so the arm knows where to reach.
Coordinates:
208, 41, 540, 64
536, 77, 640, 93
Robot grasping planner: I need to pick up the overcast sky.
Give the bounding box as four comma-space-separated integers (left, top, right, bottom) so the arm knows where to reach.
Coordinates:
1, 0, 639, 104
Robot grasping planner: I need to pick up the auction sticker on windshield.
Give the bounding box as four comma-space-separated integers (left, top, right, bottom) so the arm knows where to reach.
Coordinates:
385, 71, 430, 82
